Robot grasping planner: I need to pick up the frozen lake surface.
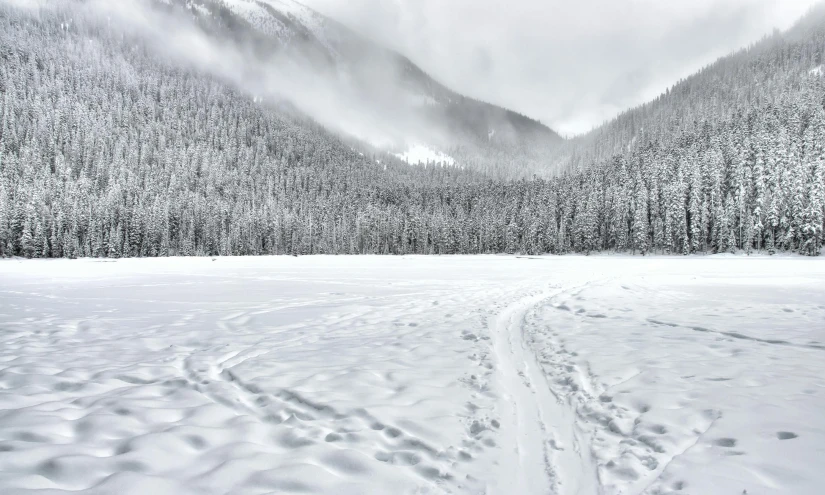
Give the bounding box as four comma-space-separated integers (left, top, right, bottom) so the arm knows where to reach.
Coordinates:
0, 255, 823, 494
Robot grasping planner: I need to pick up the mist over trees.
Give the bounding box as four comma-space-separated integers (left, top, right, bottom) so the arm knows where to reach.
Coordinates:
0, 1, 823, 258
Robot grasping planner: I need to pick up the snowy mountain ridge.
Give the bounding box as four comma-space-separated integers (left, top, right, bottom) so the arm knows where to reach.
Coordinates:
216, 0, 334, 53
154, 0, 562, 170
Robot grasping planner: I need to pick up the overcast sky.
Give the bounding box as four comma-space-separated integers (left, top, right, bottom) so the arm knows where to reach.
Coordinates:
303, 0, 820, 136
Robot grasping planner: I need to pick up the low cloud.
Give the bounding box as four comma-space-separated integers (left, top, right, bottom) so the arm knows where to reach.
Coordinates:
73, 0, 438, 149
305, 0, 820, 135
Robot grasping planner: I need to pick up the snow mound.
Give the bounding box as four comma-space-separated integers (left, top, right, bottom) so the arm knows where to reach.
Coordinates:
394, 144, 455, 166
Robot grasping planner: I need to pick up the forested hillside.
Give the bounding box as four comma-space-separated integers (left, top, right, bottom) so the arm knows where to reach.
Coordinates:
556, 7, 825, 173
0, 1, 823, 258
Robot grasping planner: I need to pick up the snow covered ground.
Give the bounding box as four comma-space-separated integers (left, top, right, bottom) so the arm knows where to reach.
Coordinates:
394, 145, 456, 166
0, 255, 823, 495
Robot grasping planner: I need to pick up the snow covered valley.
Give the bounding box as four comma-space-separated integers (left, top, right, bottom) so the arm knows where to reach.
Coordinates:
0, 256, 823, 495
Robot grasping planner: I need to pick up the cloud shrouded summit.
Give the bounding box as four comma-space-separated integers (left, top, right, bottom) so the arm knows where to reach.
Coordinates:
304, 0, 820, 136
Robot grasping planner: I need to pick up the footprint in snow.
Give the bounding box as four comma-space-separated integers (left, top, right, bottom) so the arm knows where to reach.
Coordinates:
713, 438, 737, 448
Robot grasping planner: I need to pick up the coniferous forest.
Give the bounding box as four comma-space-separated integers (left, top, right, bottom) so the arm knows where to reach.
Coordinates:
1, 1, 824, 258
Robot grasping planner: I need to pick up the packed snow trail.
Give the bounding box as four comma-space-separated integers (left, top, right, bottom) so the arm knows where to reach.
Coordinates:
0, 256, 824, 494
490, 285, 599, 495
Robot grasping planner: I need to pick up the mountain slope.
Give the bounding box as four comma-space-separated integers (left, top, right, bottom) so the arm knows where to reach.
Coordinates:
161, 0, 562, 176
553, 2, 825, 173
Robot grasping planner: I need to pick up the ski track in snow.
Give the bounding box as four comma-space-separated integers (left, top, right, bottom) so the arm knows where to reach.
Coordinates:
0, 256, 824, 494
489, 283, 599, 495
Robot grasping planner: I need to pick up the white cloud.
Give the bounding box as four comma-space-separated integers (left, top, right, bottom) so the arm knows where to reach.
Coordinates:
80, 0, 431, 148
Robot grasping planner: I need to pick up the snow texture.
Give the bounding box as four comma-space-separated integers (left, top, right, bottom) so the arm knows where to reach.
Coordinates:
0, 256, 823, 494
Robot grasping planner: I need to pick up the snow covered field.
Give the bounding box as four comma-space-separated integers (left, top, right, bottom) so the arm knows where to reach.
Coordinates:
0, 256, 823, 495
